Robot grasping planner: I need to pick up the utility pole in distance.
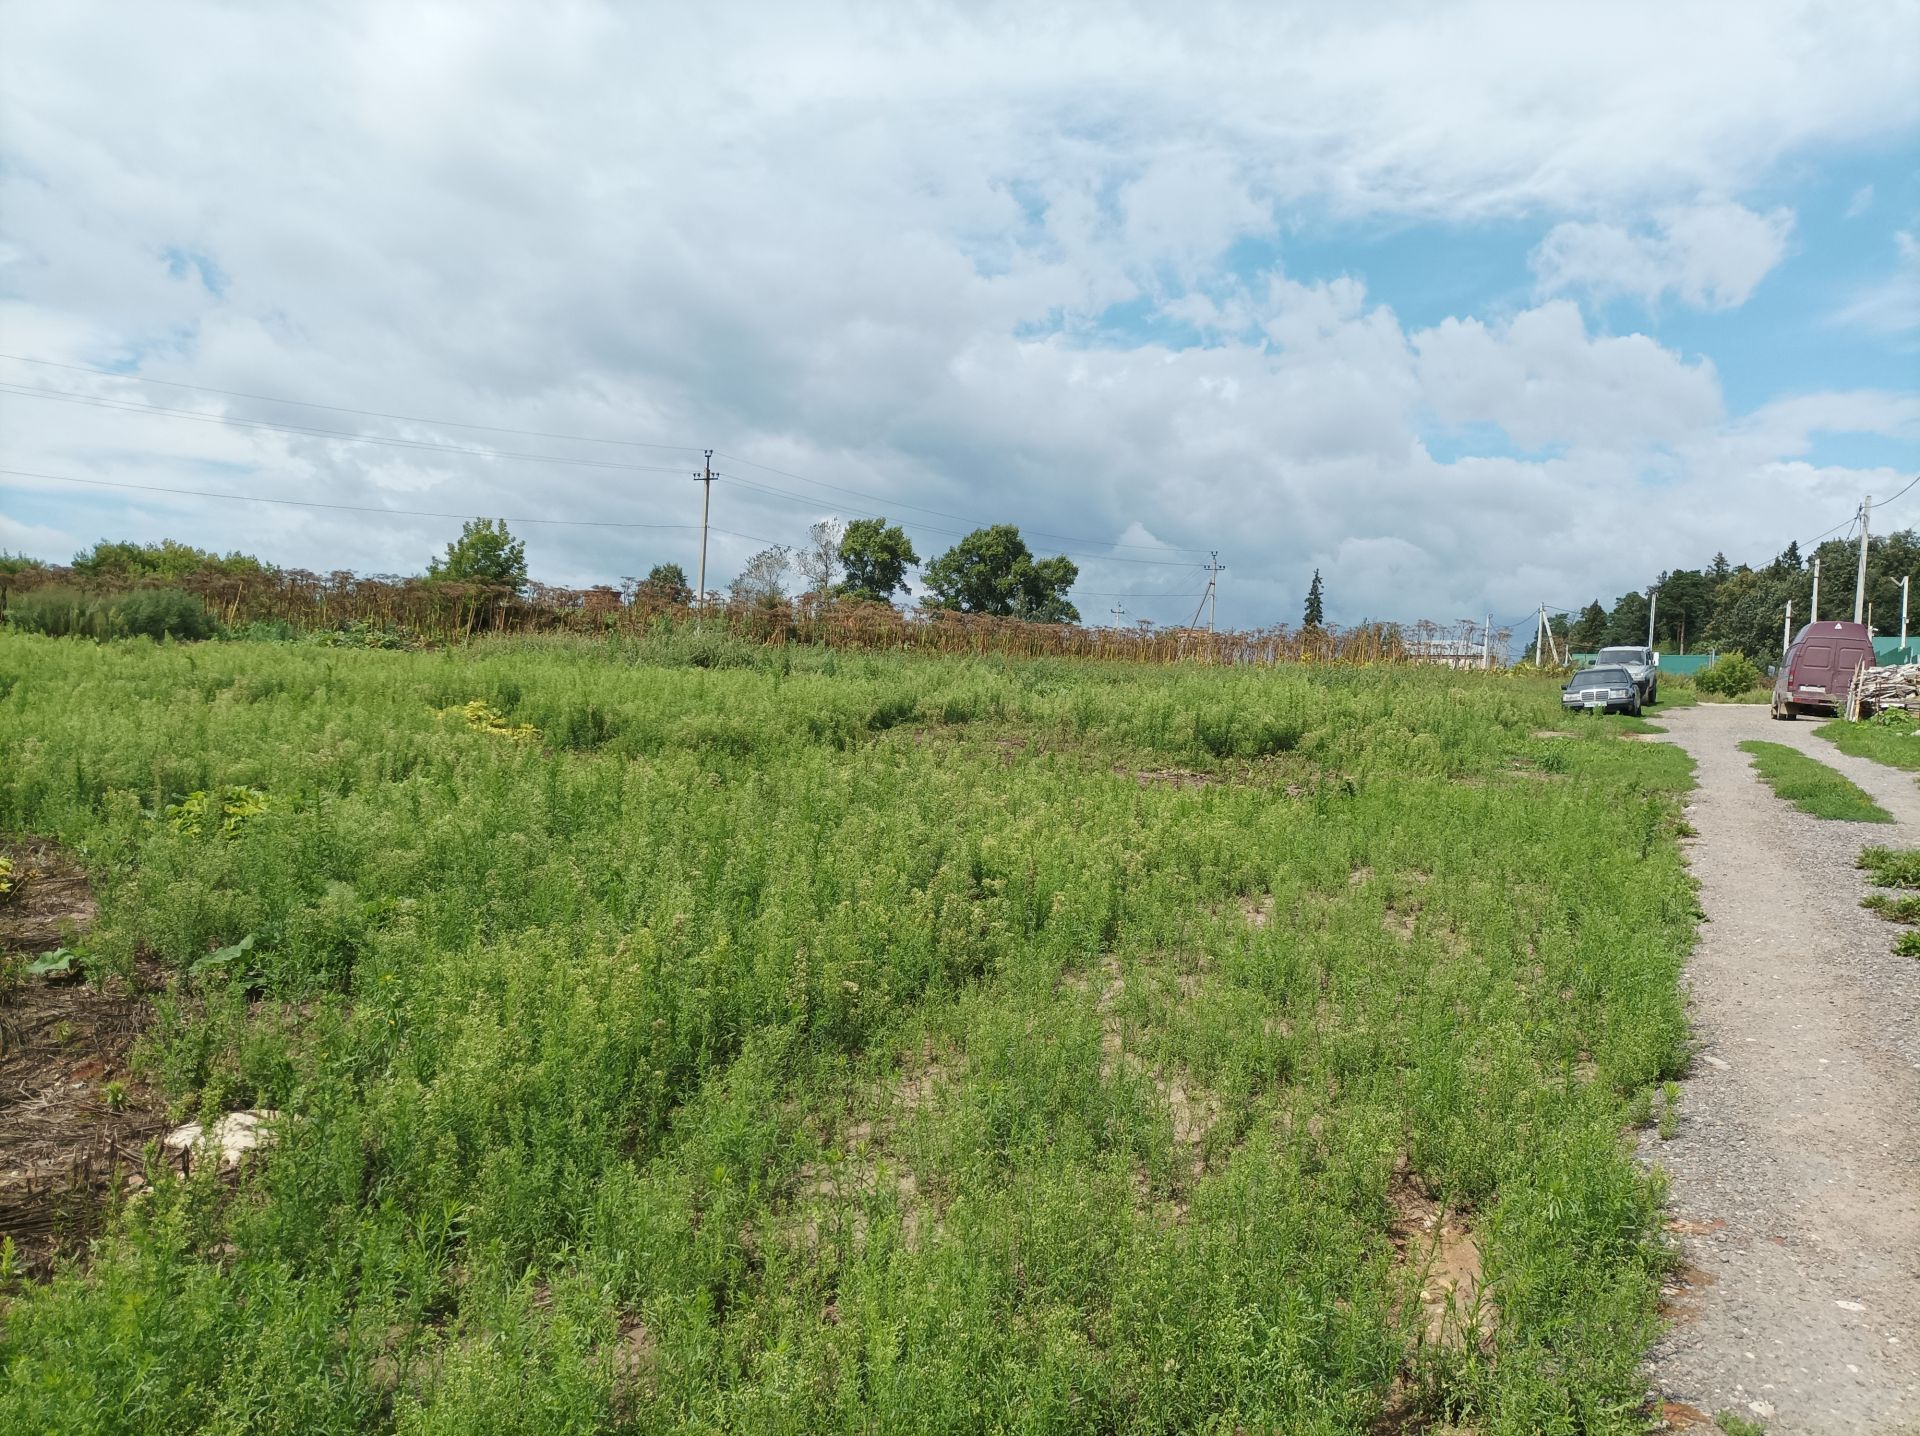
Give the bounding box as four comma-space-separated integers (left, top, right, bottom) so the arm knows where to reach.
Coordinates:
1646, 586, 1658, 650
1812, 557, 1821, 623
1903, 575, 1911, 656
1110, 602, 1126, 629
694, 450, 715, 612
1783, 599, 1792, 655
1854, 494, 1872, 624
1203, 551, 1225, 633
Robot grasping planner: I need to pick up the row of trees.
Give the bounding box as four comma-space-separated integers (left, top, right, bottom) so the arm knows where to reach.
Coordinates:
720, 519, 1081, 622
1525, 530, 1920, 666
16, 517, 1086, 624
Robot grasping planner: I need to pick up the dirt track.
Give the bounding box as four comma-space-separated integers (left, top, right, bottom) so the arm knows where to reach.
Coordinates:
1647, 703, 1920, 1433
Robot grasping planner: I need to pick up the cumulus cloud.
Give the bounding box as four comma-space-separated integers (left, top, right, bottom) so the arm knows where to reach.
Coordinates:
0, 0, 1915, 630
1531, 202, 1796, 311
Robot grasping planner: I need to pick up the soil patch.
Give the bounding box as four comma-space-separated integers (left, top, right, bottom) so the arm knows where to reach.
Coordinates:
1, 837, 165, 1275
1124, 767, 1216, 789
1386, 1169, 1492, 1349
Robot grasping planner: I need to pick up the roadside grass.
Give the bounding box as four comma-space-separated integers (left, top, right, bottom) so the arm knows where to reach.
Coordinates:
1857, 845, 1920, 888
1736, 742, 1893, 823
1861, 892, 1920, 923
1816, 714, 1920, 772
1855, 846, 1920, 958
0, 634, 1698, 1434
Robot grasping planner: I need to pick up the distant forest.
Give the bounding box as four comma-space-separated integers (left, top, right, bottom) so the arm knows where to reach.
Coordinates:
1529, 528, 1920, 666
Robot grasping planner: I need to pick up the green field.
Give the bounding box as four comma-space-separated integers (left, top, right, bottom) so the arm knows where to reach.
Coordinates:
0, 634, 1698, 1434
1737, 741, 1894, 823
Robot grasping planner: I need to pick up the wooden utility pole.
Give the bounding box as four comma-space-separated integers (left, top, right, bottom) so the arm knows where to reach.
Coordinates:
1854, 494, 1872, 624
1202, 551, 1225, 633
694, 450, 715, 611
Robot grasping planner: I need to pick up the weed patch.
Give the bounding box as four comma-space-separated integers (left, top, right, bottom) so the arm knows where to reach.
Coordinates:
1737, 741, 1893, 822
1816, 714, 1920, 772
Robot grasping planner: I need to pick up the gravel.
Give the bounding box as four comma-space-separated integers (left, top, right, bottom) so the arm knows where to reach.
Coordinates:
1643, 702, 1920, 1434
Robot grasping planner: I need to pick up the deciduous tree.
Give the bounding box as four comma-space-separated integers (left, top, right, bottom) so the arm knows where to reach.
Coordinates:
837, 518, 919, 604
919, 525, 1078, 623
427, 519, 527, 592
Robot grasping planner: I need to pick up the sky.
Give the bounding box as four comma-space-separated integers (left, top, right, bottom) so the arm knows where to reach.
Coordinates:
2, 1, 1917, 634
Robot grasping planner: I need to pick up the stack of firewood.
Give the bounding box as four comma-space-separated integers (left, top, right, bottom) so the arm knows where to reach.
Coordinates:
1847, 663, 1920, 719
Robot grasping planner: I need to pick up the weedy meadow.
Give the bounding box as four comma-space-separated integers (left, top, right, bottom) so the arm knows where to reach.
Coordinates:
0, 631, 1697, 1434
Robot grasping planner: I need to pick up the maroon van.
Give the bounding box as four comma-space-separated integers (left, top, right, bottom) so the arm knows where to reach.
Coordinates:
1771, 621, 1877, 719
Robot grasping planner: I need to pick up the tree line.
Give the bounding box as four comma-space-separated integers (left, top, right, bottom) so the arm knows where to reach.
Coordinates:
6, 517, 1089, 624
1527, 528, 1920, 665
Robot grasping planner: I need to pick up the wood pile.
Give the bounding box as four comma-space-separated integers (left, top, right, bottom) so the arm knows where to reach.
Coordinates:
1847, 663, 1920, 719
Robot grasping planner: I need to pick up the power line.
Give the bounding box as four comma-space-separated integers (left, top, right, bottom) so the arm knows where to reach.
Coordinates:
713, 471, 1206, 568
1, 371, 1212, 565
712, 452, 1214, 557
0, 383, 695, 477
0, 466, 789, 543
0, 352, 703, 454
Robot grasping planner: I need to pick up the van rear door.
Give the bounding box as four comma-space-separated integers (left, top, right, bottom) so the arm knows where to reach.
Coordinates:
1799, 641, 1835, 695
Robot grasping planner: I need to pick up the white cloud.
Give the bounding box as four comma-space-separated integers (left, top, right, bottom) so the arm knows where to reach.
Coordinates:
1835, 231, 1920, 335
0, 1, 1914, 628
1846, 185, 1876, 219
1531, 203, 1796, 311
1415, 301, 1722, 449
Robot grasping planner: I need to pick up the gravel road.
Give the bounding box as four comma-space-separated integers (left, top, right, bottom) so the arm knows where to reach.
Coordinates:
1645, 702, 1920, 1434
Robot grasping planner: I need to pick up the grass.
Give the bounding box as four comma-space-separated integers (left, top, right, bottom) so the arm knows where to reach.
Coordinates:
1861, 892, 1920, 923
1857, 845, 1920, 888
0, 631, 1700, 1434
1736, 741, 1893, 823
1815, 713, 1920, 772
1854, 847, 1920, 959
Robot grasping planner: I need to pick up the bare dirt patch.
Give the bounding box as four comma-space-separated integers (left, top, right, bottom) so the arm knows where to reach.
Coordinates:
1387, 1169, 1493, 1350
1123, 767, 1217, 789
0, 837, 165, 1274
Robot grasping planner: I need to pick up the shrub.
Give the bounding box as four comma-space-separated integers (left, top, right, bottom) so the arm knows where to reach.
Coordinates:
106, 589, 217, 641
1695, 652, 1762, 698
4, 586, 109, 638
4, 586, 217, 641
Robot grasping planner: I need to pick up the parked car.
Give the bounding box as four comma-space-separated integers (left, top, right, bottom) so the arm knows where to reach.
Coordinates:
1591, 645, 1661, 704
1563, 665, 1642, 716
1771, 620, 1877, 719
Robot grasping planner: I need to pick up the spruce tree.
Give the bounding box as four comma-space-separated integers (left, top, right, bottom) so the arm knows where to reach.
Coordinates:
1303, 569, 1325, 627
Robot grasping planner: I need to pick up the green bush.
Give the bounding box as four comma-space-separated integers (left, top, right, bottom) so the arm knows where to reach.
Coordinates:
106, 589, 217, 640
5, 587, 216, 641
1695, 652, 1762, 698
4, 586, 109, 638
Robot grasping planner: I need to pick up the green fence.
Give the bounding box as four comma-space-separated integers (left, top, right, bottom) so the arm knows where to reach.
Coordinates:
1569, 652, 1719, 676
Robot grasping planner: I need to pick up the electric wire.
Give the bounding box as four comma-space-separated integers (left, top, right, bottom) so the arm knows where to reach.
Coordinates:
0, 466, 789, 545
0, 352, 703, 453
0, 352, 1217, 558
0, 384, 697, 477
712, 471, 1207, 568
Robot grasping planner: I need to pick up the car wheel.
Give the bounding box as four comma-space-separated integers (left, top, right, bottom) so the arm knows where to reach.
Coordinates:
1648, 684, 1658, 705
1781, 703, 1797, 721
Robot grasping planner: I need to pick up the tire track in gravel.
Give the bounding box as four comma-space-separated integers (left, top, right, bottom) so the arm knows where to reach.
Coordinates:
1646, 702, 1920, 1434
